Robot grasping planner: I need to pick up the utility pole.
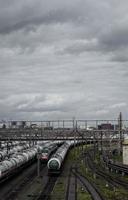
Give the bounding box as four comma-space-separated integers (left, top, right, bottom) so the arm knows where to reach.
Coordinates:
37, 149, 41, 177
7, 139, 10, 157
73, 117, 77, 165
101, 131, 103, 155
93, 130, 96, 160
118, 112, 123, 154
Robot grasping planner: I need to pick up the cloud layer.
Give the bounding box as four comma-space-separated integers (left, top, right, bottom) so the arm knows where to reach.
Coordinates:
0, 0, 128, 120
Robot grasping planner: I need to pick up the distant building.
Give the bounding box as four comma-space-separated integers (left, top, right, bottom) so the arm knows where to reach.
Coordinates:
0, 123, 6, 128
44, 126, 53, 130
10, 121, 26, 128
19, 121, 26, 128
98, 123, 114, 130
11, 121, 17, 128
2, 124, 6, 129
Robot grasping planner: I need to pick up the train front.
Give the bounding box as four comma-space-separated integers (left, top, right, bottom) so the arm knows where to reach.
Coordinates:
40, 147, 49, 163
47, 158, 61, 174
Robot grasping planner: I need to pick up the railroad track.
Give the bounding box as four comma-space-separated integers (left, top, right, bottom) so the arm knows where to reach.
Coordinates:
0, 163, 46, 200
86, 152, 128, 189
65, 164, 105, 200
72, 169, 105, 200
87, 156, 127, 188
65, 166, 77, 200
36, 176, 58, 200
102, 153, 128, 174
0, 159, 36, 185
107, 162, 128, 174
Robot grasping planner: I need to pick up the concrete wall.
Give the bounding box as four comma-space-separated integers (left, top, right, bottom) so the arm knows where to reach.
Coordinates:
123, 145, 128, 165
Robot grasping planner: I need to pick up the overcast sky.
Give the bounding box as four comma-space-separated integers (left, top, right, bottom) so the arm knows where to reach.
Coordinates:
0, 0, 128, 120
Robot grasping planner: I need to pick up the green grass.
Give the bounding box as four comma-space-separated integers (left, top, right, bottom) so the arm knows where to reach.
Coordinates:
51, 145, 91, 200
77, 185, 92, 200
51, 145, 128, 200
79, 150, 128, 200
113, 154, 122, 162
51, 177, 66, 200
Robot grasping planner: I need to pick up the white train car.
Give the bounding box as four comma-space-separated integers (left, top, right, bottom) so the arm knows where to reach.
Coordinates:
47, 141, 74, 174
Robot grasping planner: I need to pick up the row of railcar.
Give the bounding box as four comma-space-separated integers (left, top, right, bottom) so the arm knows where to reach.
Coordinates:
0, 148, 37, 182
0, 141, 26, 149
0, 142, 51, 182
0, 143, 30, 161
47, 141, 76, 175
0, 140, 83, 182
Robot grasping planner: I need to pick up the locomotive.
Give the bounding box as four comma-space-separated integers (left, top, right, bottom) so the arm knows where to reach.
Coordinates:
40, 143, 58, 163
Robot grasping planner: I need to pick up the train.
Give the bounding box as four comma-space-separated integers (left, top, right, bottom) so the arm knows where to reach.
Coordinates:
0, 140, 83, 181
47, 141, 74, 174
40, 143, 59, 163
0, 143, 30, 161
0, 141, 51, 161
0, 141, 26, 149
0, 142, 50, 182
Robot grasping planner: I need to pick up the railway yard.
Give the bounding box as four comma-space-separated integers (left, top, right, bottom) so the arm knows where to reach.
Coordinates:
1, 0, 128, 199
0, 119, 128, 200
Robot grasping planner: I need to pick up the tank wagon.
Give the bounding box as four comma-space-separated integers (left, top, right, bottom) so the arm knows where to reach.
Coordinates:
0, 143, 30, 161
47, 141, 74, 175
0, 148, 37, 182
0, 141, 26, 149
0, 150, 7, 161
0, 141, 49, 182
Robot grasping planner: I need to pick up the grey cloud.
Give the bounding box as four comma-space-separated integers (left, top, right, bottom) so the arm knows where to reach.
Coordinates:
0, 0, 86, 34
60, 25, 128, 64
60, 39, 99, 55
0, 0, 128, 120
99, 25, 128, 51
0, 9, 78, 34
110, 48, 128, 62
111, 54, 128, 63
0, 0, 112, 35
